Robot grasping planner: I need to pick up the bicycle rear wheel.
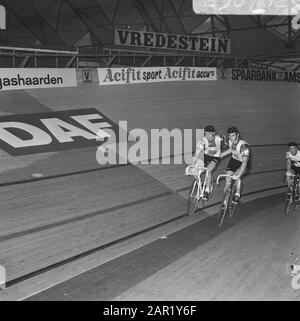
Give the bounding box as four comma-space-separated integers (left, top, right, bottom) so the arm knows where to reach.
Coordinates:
188, 180, 200, 215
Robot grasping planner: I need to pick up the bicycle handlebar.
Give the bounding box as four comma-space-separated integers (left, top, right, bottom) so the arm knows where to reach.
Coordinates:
185, 165, 208, 178
216, 174, 241, 185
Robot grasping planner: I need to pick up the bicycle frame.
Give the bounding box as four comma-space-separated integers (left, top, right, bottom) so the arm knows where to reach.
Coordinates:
290, 175, 300, 198
217, 174, 240, 204
186, 165, 210, 215
187, 165, 209, 200
287, 175, 300, 204
216, 174, 241, 227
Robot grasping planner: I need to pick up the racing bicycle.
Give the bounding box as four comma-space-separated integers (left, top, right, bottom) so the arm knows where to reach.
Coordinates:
285, 174, 300, 215
216, 174, 241, 227
186, 165, 213, 215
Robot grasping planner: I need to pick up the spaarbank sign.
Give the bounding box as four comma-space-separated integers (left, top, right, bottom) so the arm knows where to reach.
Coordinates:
0, 109, 119, 156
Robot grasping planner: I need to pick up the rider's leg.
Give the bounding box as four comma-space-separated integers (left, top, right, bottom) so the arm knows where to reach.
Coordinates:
233, 161, 248, 203
286, 169, 295, 195
205, 161, 217, 192
286, 171, 292, 189
234, 171, 242, 197
232, 176, 242, 204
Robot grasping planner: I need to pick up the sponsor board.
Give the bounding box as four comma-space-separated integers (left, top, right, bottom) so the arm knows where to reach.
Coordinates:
230, 68, 300, 83
114, 29, 230, 54
82, 69, 93, 83
0, 68, 77, 91
0, 108, 120, 156
98, 67, 217, 86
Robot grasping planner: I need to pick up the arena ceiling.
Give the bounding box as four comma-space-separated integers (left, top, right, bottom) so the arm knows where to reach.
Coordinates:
0, 0, 299, 55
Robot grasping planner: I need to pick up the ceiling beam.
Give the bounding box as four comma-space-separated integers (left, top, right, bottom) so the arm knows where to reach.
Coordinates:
56, 0, 63, 30
194, 22, 290, 36
112, 0, 121, 26
91, 0, 114, 29
24, 0, 47, 44
167, 0, 186, 34
133, 0, 158, 32
150, 0, 171, 33
1, 0, 46, 44
62, 0, 104, 46
211, 15, 216, 37
287, 16, 293, 47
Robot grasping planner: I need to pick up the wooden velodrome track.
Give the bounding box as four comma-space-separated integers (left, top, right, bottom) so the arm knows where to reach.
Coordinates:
0, 70, 299, 300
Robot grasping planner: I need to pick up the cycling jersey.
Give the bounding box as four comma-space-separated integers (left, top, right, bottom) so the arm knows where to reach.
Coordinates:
229, 139, 250, 162
286, 150, 300, 167
197, 135, 224, 157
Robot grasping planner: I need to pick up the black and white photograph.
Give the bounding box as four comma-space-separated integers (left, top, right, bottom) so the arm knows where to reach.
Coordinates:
0, 0, 300, 304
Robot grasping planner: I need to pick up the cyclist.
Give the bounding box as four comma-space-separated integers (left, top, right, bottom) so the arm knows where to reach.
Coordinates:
193, 125, 226, 200
286, 141, 300, 193
220, 127, 250, 204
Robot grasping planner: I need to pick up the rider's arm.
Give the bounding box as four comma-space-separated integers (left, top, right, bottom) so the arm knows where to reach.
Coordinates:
287, 157, 292, 173
220, 136, 230, 158
234, 145, 250, 178
235, 156, 248, 178
286, 152, 293, 174
221, 147, 231, 158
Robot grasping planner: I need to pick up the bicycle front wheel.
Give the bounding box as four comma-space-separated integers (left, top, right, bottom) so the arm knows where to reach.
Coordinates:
228, 187, 237, 218
218, 189, 231, 227
285, 194, 293, 216
188, 180, 200, 215
218, 205, 227, 228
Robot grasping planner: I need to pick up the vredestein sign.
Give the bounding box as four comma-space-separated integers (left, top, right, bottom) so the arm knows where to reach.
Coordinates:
114, 29, 231, 54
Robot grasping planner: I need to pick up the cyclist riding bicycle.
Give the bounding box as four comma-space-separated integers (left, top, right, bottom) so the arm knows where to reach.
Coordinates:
221, 127, 250, 204
193, 125, 226, 200
286, 141, 300, 193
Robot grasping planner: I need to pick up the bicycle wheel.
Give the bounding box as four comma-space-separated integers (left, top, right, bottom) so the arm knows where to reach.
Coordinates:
285, 191, 293, 216
218, 205, 227, 228
188, 180, 200, 215
218, 189, 230, 227
294, 184, 300, 209
228, 187, 237, 218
